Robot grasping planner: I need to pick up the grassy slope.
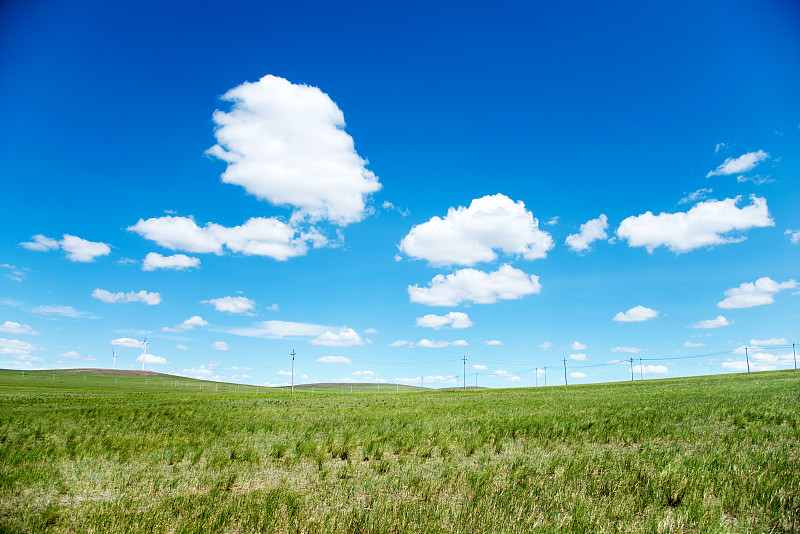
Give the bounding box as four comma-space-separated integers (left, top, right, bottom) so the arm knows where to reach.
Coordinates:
0, 369, 798, 533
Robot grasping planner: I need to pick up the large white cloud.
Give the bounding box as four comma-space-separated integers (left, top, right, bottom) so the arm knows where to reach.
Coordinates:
706, 150, 768, 177
565, 214, 608, 253
616, 196, 773, 253
688, 315, 730, 329
717, 277, 797, 309
21, 234, 111, 262
129, 216, 324, 261
0, 338, 39, 356
399, 194, 554, 266
92, 289, 161, 306
203, 296, 256, 315
206, 75, 380, 225
722, 350, 794, 372
613, 305, 659, 323
142, 252, 200, 271
0, 321, 38, 335
415, 312, 473, 329
408, 264, 542, 306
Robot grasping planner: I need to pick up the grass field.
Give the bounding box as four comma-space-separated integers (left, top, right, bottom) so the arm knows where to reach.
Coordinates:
0, 369, 798, 533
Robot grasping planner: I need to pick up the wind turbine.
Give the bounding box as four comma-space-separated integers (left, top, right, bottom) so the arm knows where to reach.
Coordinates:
111, 346, 117, 369
140, 332, 149, 370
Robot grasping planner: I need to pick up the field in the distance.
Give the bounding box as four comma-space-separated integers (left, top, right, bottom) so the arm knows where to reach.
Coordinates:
0, 369, 798, 533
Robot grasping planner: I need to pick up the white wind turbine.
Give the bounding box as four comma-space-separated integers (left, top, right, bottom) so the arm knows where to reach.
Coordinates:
140, 332, 149, 370
111, 346, 117, 369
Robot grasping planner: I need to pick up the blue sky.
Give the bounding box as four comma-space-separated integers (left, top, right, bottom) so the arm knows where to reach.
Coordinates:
1, 0, 799, 387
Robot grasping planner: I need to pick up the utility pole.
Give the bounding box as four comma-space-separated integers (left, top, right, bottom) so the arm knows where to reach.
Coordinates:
629, 357, 634, 381
639, 357, 643, 380
462, 356, 467, 390
793, 343, 796, 371
745, 346, 750, 374
563, 358, 567, 386
291, 349, 295, 395
544, 366, 547, 386
475, 371, 477, 389
535, 368, 538, 387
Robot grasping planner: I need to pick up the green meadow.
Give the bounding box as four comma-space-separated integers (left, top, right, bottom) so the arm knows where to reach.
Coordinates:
0, 368, 798, 533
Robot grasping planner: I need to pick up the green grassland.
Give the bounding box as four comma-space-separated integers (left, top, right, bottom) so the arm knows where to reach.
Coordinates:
0, 369, 798, 533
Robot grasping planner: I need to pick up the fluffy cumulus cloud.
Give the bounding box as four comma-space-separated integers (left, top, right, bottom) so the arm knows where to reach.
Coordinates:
226, 320, 330, 339
613, 305, 659, 323
311, 327, 364, 347
786, 229, 800, 244
571, 341, 587, 350
538, 341, 554, 350
399, 194, 553, 266
722, 349, 795, 372
92, 289, 161, 306
689, 315, 730, 329
569, 371, 587, 378
0, 338, 39, 356
204, 296, 256, 315
206, 75, 380, 225
717, 277, 797, 309
409, 264, 541, 306
129, 216, 326, 261
569, 353, 587, 361
634, 364, 669, 375
0, 321, 38, 335
21, 234, 111, 262
706, 150, 769, 177
494, 369, 521, 381
565, 214, 608, 253
316, 355, 352, 364
472, 364, 488, 370
135, 353, 169, 365
211, 341, 230, 351
415, 312, 473, 329
142, 252, 200, 271
616, 196, 773, 253
111, 337, 143, 348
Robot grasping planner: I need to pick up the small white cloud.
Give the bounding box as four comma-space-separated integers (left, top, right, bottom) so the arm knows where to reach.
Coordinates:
277, 370, 293, 376
707, 150, 768, 177
364, 328, 378, 334
0, 338, 39, 356
749, 337, 788, 347
415, 312, 473, 329
494, 369, 521, 381
715, 142, 727, 153
316, 355, 352, 364
111, 337, 143, 348
399, 194, 554, 266
785, 229, 800, 245
21, 234, 111, 263
266, 303, 280, 312
538, 341, 554, 350
203, 296, 256, 315
684, 341, 706, 347
616, 196, 773, 254
472, 364, 488, 370
390, 340, 409, 347
689, 315, 730, 329
92, 289, 161, 306
545, 216, 559, 226
483, 340, 502, 346
176, 344, 190, 350
571, 341, 587, 350
19, 234, 59, 252
226, 320, 329, 339
311, 327, 364, 347
0, 321, 38, 335
415, 339, 469, 348
31, 305, 96, 319
569, 353, 587, 361
679, 188, 713, 205
613, 305, 659, 323
211, 341, 230, 351
565, 214, 608, 253
569, 371, 587, 378
718, 277, 797, 309
142, 252, 200, 271
409, 264, 541, 306
1, 264, 27, 283
611, 346, 644, 353
353, 370, 375, 378
634, 364, 669, 375
175, 316, 208, 330
135, 353, 169, 365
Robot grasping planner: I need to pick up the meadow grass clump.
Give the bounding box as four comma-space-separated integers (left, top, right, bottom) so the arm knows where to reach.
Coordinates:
0, 369, 798, 532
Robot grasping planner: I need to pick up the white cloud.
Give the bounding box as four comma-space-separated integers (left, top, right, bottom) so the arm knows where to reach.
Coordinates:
569, 372, 587, 378
176, 344, 190, 350
494, 369, 521, 381
129, 216, 326, 261
707, 150, 769, 177
633, 364, 669, 375
399, 194, 553, 266
204, 296, 256, 315
316, 355, 352, 364
353, 370, 375, 378
135, 353, 169, 365
183, 365, 217, 379
483, 340, 502, 346
722, 350, 795, 372
684, 341, 705, 347
92, 289, 161, 306
616, 196, 773, 253
538, 341, 554, 350
266, 303, 280, 312
21, 234, 111, 263
311, 327, 364, 347
679, 188, 713, 205
206, 75, 380, 225
571, 341, 587, 350
176, 316, 208, 330
689, 315, 730, 329
472, 364, 488, 370
227, 320, 330, 339
415, 312, 473, 329
613, 305, 659, 323
1, 264, 27, 283
0, 321, 38, 335
212, 341, 230, 351
142, 252, 200, 271
111, 337, 142, 348
0, 338, 39, 356
545, 216, 559, 226
569, 353, 587, 361
785, 229, 800, 245
565, 214, 608, 253
718, 277, 797, 309
415, 339, 469, 348
715, 142, 727, 153
611, 346, 644, 353
409, 264, 541, 306
390, 340, 409, 347
226, 365, 251, 371
750, 337, 788, 347
364, 328, 378, 334
277, 370, 293, 376
31, 305, 96, 319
